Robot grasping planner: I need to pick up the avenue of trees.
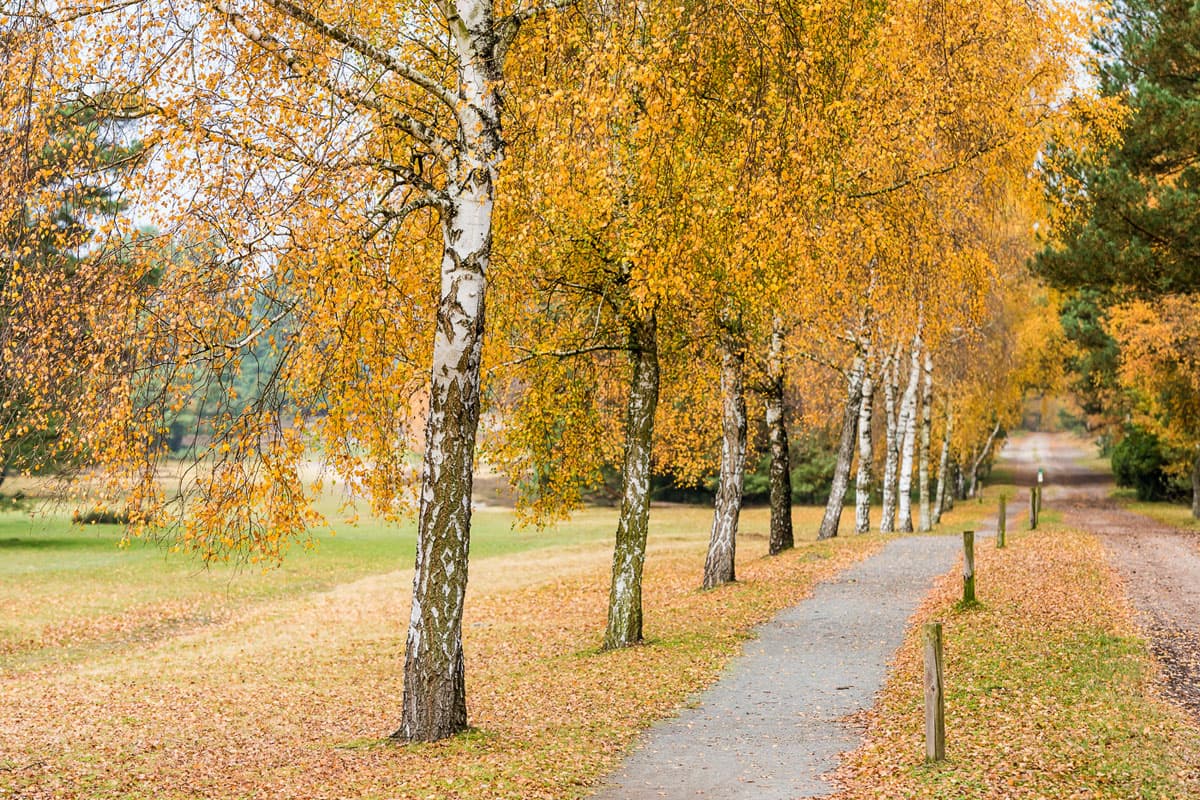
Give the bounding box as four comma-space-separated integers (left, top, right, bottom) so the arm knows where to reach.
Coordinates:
1036, 0, 1200, 515
2, 0, 1086, 741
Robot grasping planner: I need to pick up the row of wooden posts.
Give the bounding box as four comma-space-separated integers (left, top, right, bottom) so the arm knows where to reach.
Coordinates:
923, 479, 1043, 763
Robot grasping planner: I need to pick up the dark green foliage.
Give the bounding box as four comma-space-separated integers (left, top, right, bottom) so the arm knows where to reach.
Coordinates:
71, 508, 132, 525
632, 429, 838, 506
742, 430, 837, 505
785, 431, 839, 504
159, 285, 288, 456
1057, 291, 1122, 420
742, 455, 773, 499
1036, 0, 1200, 486
1035, 0, 1200, 297
3, 100, 141, 271
1110, 428, 1189, 501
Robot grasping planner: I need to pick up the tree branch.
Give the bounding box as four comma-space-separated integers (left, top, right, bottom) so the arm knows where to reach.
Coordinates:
847, 136, 1014, 200
225, 0, 461, 117
495, 0, 578, 60
211, 1, 454, 157
488, 343, 631, 373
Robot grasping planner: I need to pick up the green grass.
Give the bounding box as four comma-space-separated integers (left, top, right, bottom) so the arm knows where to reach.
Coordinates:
840, 526, 1200, 799
0, 501, 824, 671
1121, 500, 1200, 531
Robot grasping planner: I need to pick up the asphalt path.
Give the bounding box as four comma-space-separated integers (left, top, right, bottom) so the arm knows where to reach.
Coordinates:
589, 533, 961, 800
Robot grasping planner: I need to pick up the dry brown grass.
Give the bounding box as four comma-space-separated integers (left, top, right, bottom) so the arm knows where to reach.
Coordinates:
0, 506, 883, 799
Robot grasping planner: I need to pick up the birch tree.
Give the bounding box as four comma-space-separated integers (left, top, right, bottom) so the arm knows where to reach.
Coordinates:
31, 0, 581, 743
854, 350, 877, 534
765, 318, 793, 554
702, 319, 747, 588
933, 401, 954, 524
879, 344, 902, 531
917, 350, 934, 531
895, 329, 923, 533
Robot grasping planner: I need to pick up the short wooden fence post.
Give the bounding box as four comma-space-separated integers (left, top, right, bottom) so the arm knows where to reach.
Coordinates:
962, 530, 976, 605
923, 622, 946, 762
1029, 487, 1038, 530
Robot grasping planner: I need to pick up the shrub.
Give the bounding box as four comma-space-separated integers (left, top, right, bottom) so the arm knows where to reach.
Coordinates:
1111, 429, 1171, 501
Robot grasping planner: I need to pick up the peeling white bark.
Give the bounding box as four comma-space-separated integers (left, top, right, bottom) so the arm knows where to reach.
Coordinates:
896, 333, 922, 533
766, 318, 793, 555
604, 314, 659, 649
703, 330, 747, 589
933, 402, 953, 525
855, 362, 875, 534
819, 350, 865, 540
968, 420, 1002, 498
917, 351, 934, 532
399, 0, 506, 743
880, 345, 901, 532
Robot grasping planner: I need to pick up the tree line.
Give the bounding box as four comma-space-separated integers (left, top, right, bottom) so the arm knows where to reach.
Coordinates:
1, 0, 1085, 741
1036, 0, 1200, 516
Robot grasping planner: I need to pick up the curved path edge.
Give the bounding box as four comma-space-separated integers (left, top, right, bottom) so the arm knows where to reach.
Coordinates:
589, 533, 961, 800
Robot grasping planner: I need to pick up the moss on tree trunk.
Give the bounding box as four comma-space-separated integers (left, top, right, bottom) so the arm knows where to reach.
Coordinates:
704, 330, 747, 588
604, 313, 659, 650
766, 320, 793, 555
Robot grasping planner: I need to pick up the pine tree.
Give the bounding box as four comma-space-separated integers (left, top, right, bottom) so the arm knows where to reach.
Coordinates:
1036, 0, 1200, 295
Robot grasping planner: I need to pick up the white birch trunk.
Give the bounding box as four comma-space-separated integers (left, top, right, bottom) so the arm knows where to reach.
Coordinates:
766, 318, 793, 555
854, 363, 875, 534
968, 420, 1002, 498
917, 351, 934, 532
604, 313, 659, 649
399, 0, 504, 742
896, 334, 923, 533
818, 351, 865, 540
933, 402, 953, 525
703, 331, 747, 588
880, 345, 901, 532
958, 453, 970, 500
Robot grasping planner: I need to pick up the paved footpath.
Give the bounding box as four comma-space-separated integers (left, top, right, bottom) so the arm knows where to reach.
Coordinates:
590, 534, 961, 800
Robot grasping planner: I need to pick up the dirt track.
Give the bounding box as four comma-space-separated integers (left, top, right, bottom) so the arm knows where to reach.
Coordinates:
1006, 432, 1200, 718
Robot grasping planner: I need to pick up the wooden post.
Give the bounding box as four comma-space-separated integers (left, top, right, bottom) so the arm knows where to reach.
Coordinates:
962, 530, 976, 604
1029, 487, 1038, 530
997, 495, 1006, 548
923, 622, 945, 762
1036, 470, 1044, 517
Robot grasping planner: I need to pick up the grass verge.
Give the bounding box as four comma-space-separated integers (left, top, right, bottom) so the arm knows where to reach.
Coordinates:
831, 525, 1200, 799
1118, 499, 1200, 532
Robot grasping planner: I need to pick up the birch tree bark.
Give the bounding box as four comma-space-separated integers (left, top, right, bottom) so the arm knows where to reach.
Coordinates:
880, 345, 901, 532
917, 350, 934, 531
958, 454, 970, 500
933, 402, 953, 525
399, 0, 509, 742
766, 319, 793, 555
604, 313, 660, 649
896, 333, 923, 533
967, 420, 1002, 497
818, 351, 865, 540
703, 329, 747, 589
855, 357, 875, 534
